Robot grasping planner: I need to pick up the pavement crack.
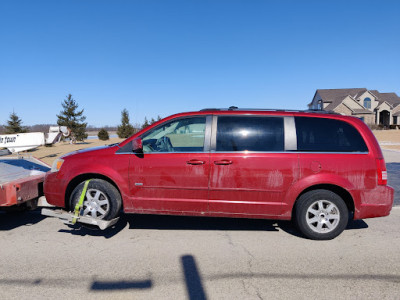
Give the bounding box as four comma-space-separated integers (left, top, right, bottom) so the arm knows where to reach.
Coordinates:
223, 232, 262, 299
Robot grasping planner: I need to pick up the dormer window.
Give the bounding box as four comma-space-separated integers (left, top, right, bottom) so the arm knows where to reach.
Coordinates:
364, 97, 372, 109
317, 100, 323, 110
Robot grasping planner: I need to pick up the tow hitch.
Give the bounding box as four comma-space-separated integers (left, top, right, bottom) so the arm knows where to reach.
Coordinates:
41, 208, 119, 230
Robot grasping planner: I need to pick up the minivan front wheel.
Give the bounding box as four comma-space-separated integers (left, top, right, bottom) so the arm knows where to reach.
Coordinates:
70, 179, 122, 221
295, 190, 348, 240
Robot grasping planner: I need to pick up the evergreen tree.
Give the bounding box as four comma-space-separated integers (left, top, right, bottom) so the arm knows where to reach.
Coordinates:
4, 112, 28, 134
150, 117, 156, 125
57, 94, 87, 143
141, 117, 150, 130
98, 128, 110, 141
117, 109, 135, 138
157, 115, 162, 121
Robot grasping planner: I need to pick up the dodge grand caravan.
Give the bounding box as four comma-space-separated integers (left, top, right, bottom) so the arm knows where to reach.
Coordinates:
44, 108, 394, 240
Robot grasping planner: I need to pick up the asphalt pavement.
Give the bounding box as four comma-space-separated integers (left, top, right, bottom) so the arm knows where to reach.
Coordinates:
383, 149, 400, 205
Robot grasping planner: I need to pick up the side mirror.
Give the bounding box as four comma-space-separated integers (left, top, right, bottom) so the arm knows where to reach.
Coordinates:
132, 138, 143, 153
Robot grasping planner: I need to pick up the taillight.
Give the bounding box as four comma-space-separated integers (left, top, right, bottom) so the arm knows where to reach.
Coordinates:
376, 158, 388, 185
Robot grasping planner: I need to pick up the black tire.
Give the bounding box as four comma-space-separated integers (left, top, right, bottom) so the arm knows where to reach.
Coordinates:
70, 179, 122, 221
295, 189, 348, 240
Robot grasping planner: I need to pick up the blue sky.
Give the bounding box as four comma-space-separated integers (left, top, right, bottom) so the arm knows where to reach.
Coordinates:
1, 0, 399, 127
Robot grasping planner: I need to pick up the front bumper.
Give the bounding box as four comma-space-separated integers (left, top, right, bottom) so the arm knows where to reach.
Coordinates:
43, 171, 66, 208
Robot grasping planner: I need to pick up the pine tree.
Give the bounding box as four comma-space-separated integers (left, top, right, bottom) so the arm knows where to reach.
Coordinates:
4, 112, 28, 134
117, 109, 135, 138
141, 117, 150, 130
98, 128, 110, 141
57, 94, 87, 143
150, 117, 156, 125
157, 115, 162, 121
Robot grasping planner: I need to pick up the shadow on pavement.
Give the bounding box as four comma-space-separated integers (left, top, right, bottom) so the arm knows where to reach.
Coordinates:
89, 254, 207, 300
0, 210, 46, 231
57, 216, 129, 239
181, 255, 207, 300
56, 212, 370, 239
346, 218, 369, 230
91, 279, 152, 291
125, 214, 280, 232
1, 209, 370, 239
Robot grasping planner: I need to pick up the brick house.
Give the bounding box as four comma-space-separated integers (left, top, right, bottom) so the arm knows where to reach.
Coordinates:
308, 88, 400, 127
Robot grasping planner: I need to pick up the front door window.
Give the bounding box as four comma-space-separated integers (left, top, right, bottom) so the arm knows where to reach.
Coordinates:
142, 117, 206, 153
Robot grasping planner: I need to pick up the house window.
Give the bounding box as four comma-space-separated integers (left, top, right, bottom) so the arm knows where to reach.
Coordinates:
393, 116, 398, 125
364, 97, 372, 109
317, 100, 323, 110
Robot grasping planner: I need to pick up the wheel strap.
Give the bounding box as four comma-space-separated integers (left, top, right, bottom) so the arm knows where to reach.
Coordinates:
72, 179, 91, 224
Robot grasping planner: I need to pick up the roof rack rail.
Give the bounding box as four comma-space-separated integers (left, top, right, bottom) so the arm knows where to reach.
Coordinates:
199, 108, 222, 111
199, 107, 338, 114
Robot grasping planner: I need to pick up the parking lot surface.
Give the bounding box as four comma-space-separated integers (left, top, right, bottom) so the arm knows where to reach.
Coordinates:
384, 149, 400, 205
0, 149, 399, 300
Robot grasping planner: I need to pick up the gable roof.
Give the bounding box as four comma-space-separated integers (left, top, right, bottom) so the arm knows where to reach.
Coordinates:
315, 88, 367, 110
369, 90, 400, 108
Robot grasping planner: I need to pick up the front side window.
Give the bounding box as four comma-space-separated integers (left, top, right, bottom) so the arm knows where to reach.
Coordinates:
216, 116, 284, 152
295, 117, 368, 152
364, 97, 372, 109
141, 117, 206, 153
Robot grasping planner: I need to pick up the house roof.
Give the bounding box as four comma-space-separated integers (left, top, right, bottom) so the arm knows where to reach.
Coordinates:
315, 88, 367, 110
352, 109, 374, 114
369, 90, 400, 108
313, 88, 400, 111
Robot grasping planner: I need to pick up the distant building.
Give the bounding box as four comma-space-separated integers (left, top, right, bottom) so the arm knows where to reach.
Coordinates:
308, 88, 400, 127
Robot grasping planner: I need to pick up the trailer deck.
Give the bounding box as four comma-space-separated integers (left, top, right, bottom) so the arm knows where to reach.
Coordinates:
0, 156, 50, 207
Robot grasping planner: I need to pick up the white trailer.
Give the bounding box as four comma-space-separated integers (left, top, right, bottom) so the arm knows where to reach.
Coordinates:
0, 126, 69, 210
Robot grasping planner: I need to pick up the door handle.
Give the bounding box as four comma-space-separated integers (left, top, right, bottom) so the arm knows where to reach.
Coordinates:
214, 160, 233, 165
187, 159, 206, 165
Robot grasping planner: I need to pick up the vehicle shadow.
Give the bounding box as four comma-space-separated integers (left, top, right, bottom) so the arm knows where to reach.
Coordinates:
0, 210, 47, 231
125, 213, 280, 232
57, 213, 280, 239
57, 212, 370, 239
124, 213, 368, 236
1, 209, 370, 239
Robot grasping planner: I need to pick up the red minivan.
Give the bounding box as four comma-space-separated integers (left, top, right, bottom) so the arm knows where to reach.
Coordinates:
44, 108, 394, 239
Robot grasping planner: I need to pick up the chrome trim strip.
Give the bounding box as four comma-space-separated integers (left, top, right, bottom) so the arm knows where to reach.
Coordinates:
210, 115, 218, 151
284, 116, 297, 151
204, 116, 212, 152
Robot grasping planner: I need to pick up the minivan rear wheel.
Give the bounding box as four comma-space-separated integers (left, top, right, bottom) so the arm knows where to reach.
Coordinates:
295, 190, 348, 240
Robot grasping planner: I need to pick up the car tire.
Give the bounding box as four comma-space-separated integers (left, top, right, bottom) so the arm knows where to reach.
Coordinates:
295, 189, 348, 240
70, 179, 122, 221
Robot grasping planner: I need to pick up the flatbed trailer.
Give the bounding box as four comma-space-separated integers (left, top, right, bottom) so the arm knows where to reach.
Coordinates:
0, 156, 50, 209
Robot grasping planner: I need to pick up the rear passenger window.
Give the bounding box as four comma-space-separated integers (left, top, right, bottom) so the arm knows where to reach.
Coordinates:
295, 117, 368, 152
216, 116, 284, 152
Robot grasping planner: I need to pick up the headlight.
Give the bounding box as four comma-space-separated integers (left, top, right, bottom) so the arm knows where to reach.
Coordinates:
51, 158, 64, 172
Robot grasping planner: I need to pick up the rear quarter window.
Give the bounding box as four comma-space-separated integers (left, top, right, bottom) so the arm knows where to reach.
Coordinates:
295, 117, 368, 152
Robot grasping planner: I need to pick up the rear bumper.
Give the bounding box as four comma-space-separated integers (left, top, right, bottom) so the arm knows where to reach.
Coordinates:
354, 185, 394, 219
0, 174, 44, 207
43, 172, 66, 208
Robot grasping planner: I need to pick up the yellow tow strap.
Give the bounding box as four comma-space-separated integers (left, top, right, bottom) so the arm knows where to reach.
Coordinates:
72, 179, 91, 224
